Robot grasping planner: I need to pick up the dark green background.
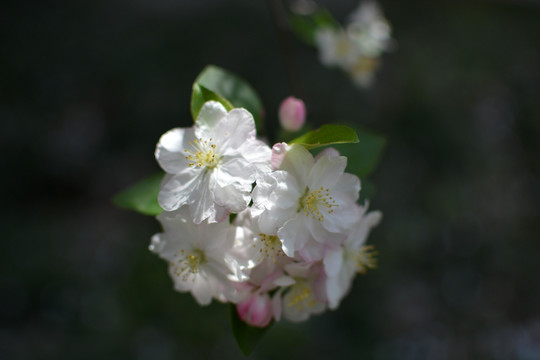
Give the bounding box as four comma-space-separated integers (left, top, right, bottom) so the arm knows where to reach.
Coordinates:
2, 0, 539, 359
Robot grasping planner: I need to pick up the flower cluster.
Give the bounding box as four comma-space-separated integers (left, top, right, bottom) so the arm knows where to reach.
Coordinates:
151, 100, 381, 327
315, 0, 394, 87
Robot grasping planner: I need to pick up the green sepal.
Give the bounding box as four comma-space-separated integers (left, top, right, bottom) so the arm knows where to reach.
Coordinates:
229, 304, 272, 356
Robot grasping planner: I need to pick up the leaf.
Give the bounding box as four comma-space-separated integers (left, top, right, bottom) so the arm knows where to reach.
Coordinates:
229, 304, 272, 356
289, 124, 359, 150
191, 83, 234, 121
289, 8, 341, 45
194, 65, 263, 131
334, 128, 386, 178
113, 173, 163, 216
359, 179, 376, 202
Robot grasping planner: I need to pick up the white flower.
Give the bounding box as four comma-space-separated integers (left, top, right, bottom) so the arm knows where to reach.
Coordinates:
155, 101, 271, 223
323, 203, 382, 309
150, 208, 241, 305
232, 208, 291, 276
252, 145, 360, 258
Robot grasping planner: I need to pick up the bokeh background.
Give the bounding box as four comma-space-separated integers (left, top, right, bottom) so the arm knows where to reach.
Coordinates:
2, 0, 540, 359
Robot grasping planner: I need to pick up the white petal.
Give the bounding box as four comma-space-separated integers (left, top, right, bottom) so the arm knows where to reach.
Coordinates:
215, 156, 256, 187
213, 180, 251, 214
194, 101, 227, 135
278, 217, 310, 257
212, 108, 256, 151
279, 144, 313, 184
155, 128, 196, 174
308, 153, 347, 190
191, 275, 213, 305
158, 171, 203, 211
323, 247, 344, 278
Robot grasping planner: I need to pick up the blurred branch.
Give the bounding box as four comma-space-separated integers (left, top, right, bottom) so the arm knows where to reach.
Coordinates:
266, 0, 305, 99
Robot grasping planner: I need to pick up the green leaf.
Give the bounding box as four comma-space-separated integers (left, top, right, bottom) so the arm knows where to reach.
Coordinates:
229, 304, 272, 356
334, 128, 386, 178
113, 173, 163, 216
191, 83, 234, 121
289, 124, 359, 150
289, 9, 341, 45
359, 179, 376, 202
194, 65, 263, 131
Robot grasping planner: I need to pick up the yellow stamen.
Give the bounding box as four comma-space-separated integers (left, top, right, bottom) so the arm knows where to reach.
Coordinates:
184, 138, 219, 169
171, 249, 207, 281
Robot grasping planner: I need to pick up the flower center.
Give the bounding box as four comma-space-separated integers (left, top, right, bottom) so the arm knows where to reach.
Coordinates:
287, 283, 317, 310
254, 233, 285, 264
298, 186, 337, 221
185, 138, 220, 169
172, 248, 207, 281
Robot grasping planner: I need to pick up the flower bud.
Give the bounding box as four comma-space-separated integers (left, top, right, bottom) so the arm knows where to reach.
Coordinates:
236, 292, 273, 328
278, 96, 306, 132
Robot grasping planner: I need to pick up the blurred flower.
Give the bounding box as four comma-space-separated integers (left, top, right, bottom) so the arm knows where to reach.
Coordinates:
155, 101, 271, 223
279, 96, 306, 132
324, 203, 382, 309
281, 262, 326, 322
314, 0, 394, 88
347, 0, 394, 57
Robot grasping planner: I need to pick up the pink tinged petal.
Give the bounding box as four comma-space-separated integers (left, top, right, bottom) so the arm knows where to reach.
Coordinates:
271, 142, 289, 170
194, 101, 228, 135
155, 128, 196, 173
158, 171, 204, 211
279, 144, 314, 184
278, 217, 310, 257
308, 153, 347, 190
324, 247, 344, 277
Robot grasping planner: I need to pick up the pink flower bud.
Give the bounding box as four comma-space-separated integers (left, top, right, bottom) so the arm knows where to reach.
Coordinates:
236, 292, 273, 328
278, 96, 306, 132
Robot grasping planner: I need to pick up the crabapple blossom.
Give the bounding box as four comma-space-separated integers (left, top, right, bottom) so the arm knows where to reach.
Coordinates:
155, 101, 271, 223
252, 144, 360, 258
150, 208, 240, 305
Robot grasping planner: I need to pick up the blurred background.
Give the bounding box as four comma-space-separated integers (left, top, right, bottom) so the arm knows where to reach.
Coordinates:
2, 0, 540, 359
